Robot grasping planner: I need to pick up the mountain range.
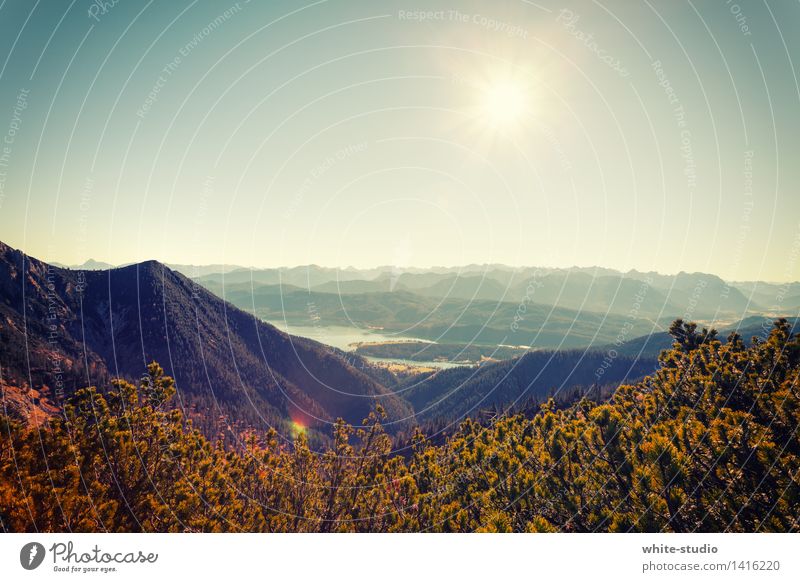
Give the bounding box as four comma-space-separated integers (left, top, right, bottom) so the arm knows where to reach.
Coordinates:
195, 264, 798, 324
55, 258, 800, 320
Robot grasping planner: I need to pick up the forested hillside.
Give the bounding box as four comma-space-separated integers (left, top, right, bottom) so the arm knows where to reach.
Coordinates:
401, 348, 658, 423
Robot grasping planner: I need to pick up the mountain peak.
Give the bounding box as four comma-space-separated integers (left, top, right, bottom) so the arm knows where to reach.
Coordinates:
0, 241, 412, 438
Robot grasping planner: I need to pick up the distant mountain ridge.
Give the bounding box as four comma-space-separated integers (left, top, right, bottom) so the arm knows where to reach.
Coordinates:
194, 264, 797, 323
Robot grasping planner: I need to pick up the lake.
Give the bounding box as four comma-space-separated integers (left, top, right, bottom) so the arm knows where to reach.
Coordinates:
267, 322, 463, 369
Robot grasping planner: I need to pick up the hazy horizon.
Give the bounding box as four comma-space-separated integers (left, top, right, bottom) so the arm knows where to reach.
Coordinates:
7, 240, 797, 285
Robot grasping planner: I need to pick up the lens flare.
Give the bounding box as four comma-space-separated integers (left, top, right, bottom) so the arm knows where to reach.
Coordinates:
291, 420, 306, 436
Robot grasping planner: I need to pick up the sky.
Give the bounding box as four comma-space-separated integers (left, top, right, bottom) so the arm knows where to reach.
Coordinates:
0, 0, 798, 281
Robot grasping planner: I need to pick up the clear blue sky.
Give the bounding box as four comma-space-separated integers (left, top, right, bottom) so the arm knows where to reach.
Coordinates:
0, 0, 798, 281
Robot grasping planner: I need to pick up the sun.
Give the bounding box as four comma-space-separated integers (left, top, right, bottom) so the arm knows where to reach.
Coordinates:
454, 60, 538, 141
480, 80, 529, 127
